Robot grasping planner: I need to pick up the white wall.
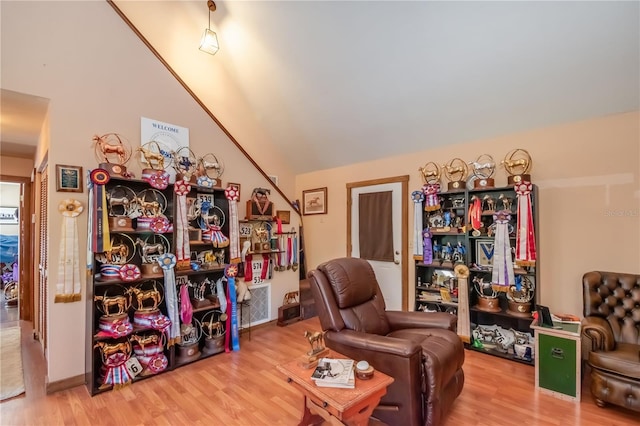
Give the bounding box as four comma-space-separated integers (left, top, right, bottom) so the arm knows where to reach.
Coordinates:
1, 1, 301, 384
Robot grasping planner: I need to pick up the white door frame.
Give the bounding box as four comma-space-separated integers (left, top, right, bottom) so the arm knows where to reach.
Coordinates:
346, 175, 409, 311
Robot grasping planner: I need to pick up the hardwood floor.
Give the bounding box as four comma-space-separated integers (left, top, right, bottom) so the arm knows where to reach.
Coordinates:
1, 318, 638, 426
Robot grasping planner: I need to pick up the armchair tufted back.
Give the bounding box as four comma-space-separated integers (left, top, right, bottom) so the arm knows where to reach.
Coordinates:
583, 271, 640, 345
308, 257, 391, 335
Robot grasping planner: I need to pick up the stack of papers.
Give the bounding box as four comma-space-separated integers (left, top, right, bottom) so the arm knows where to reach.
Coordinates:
311, 358, 355, 389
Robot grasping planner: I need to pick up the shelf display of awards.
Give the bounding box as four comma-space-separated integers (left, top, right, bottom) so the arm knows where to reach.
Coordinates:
414, 151, 539, 366
86, 168, 233, 395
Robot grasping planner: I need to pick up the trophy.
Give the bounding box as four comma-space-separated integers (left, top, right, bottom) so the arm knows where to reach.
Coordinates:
198, 202, 230, 248
501, 148, 532, 184
96, 233, 136, 281
129, 333, 168, 376
473, 276, 501, 312
106, 185, 137, 231
247, 188, 273, 221
172, 147, 198, 183
469, 154, 496, 188
94, 339, 133, 389
506, 276, 535, 317
498, 193, 514, 212
94, 285, 133, 339
189, 278, 212, 309
176, 317, 202, 364
442, 158, 468, 190
129, 280, 171, 339
137, 141, 171, 189
419, 161, 441, 185
201, 309, 227, 355
133, 234, 171, 277
134, 188, 170, 233
419, 162, 442, 212
197, 153, 225, 188
92, 133, 132, 178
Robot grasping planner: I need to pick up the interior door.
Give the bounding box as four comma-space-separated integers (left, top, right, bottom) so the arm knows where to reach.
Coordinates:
347, 176, 409, 311
36, 165, 48, 350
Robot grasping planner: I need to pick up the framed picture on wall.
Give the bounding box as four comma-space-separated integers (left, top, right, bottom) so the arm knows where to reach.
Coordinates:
55, 164, 83, 193
475, 239, 495, 267
276, 210, 291, 224
302, 187, 327, 215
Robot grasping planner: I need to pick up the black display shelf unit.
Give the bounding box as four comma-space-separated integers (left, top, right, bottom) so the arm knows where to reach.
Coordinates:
415, 184, 539, 365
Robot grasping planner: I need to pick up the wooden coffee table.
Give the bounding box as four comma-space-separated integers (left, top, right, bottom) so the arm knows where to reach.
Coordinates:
277, 351, 394, 426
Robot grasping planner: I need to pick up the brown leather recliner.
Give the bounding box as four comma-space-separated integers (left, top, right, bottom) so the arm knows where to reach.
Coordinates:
581, 271, 640, 412
308, 257, 464, 426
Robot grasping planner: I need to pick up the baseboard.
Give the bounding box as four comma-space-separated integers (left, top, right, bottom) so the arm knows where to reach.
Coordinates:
46, 374, 85, 394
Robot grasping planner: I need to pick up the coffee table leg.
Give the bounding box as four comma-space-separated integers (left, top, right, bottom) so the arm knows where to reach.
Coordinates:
298, 396, 324, 426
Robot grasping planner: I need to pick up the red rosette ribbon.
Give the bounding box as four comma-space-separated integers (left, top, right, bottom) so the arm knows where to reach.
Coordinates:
90, 168, 111, 185
149, 171, 170, 190
146, 354, 169, 374
150, 217, 170, 234
225, 186, 239, 201
174, 180, 191, 196
225, 264, 238, 278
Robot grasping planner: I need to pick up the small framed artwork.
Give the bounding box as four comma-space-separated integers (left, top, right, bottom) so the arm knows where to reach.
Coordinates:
276, 210, 290, 224
302, 187, 327, 215
475, 239, 495, 267
227, 182, 241, 199
56, 164, 83, 193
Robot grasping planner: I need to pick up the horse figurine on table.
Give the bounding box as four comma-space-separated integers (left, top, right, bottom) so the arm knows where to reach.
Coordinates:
304, 330, 325, 356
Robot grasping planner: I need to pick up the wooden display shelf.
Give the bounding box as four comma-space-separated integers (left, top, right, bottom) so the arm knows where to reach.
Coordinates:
191, 303, 222, 314
175, 266, 225, 276
466, 345, 534, 366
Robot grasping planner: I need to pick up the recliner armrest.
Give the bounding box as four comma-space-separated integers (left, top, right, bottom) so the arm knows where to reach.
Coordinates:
582, 316, 615, 352
386, 311, 456, 332
326, 329, 422, 358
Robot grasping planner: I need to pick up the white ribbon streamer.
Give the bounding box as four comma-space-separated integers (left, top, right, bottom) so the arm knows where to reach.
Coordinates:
491, 210, 515, 289
56, 199, 83, 303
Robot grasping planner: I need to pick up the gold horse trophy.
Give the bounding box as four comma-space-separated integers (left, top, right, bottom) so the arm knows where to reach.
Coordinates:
442, 158, 469, 190
501, 148, 532, 184
92, 133, 132, 178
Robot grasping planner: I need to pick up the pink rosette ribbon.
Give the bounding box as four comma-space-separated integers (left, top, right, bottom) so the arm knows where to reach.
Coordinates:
119, 264, 141, 282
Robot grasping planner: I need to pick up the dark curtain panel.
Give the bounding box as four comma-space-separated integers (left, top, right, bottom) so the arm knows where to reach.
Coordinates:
358, 191, 394, 261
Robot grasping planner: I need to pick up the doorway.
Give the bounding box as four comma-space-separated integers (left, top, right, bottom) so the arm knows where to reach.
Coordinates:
346, 176, 409, 311
0, 177, 33, 325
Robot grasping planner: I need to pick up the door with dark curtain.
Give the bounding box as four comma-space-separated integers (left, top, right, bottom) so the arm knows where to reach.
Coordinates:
348, 176, 409, 311
358, 191, 393, 262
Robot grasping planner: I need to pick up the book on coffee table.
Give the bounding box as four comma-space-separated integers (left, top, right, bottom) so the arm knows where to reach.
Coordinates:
311, 358, 355, 389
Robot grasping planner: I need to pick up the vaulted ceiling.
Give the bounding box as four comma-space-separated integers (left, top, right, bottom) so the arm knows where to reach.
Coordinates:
3, 1, 639, 173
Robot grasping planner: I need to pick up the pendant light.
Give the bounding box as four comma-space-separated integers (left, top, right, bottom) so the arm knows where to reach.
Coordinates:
199, 0, 219, 55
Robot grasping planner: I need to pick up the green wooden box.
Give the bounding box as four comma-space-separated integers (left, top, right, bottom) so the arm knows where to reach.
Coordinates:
532, 320, 581, 402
